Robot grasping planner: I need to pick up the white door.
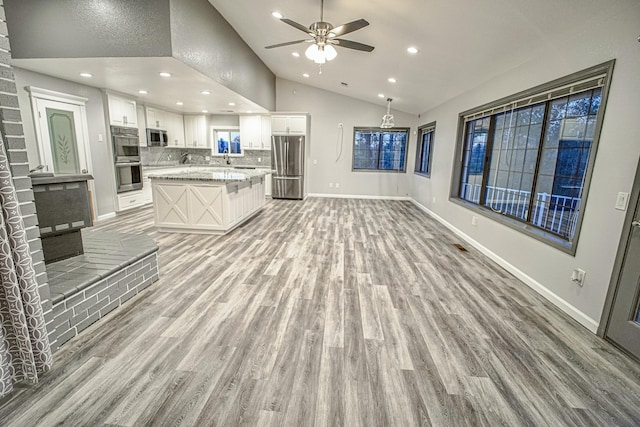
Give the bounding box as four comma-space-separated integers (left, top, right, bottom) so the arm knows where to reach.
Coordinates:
29, 87, 97, 219
34, 98, 90, 175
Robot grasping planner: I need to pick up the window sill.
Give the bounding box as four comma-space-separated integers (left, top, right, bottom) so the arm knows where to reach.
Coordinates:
414, 171, 431, 178
352, 168, 407, 173
449, 196, 576, 256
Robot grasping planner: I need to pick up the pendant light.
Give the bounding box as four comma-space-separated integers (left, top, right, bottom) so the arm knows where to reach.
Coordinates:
380, 98, 395, 128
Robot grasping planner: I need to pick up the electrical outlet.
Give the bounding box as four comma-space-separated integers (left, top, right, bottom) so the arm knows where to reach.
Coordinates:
313, 159, 318, 165
335, 183, 340, 188
205, 156, 211, 161
98, 133, 104, 142
615, 192, 629, 211
571, 268, 586, 287
471, 216, 478, 226
329, 183, 333, 188
258, 157, 262, 162
432, 197, 436, 203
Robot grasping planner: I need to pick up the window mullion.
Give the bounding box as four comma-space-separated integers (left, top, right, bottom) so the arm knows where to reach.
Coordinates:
377, 134, 383, 169
526, 101, 551, 224
479, 117, 496, 207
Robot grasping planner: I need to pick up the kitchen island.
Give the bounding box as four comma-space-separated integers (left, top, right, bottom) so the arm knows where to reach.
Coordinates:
148, 168, 267, 234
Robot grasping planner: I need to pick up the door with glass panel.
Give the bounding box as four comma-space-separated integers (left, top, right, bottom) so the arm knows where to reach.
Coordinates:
34, 98, 89, 175
606, 192, 640, 360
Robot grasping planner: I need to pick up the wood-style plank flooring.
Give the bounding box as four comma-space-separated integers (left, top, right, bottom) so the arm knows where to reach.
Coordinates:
1, 198, 640, 426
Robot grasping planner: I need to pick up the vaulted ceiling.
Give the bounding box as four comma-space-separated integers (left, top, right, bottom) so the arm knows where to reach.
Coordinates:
209, 0, 625, 114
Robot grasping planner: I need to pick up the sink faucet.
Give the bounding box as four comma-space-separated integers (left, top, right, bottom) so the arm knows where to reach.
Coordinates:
223, 149, 231, 165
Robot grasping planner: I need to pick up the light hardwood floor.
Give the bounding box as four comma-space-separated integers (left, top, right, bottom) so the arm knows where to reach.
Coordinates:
1, 198, 640, 426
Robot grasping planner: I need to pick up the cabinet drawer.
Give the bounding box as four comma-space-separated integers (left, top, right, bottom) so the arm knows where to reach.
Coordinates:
118, 191, 151, 211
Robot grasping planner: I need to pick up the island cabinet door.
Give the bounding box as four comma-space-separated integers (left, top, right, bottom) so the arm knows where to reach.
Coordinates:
153, 182, 226, 230
189, 185, 225, 227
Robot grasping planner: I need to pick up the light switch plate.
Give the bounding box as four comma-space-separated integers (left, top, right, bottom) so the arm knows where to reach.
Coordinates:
615, 192, 629, 211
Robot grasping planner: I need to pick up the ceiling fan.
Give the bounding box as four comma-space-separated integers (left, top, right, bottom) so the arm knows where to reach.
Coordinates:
265, 0, 374, 64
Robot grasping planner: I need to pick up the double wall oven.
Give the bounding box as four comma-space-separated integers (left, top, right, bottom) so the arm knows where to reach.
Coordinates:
112, 126, 142, 193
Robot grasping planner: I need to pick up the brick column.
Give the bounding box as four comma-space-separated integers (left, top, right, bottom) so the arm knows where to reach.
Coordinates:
0, 1, 56, 352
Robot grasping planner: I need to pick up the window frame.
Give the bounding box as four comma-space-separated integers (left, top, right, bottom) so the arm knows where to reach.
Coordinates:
351, 127, 410, 173
414, 122, 436, 178
449, 60, 615, 255
211, 126, 243, 156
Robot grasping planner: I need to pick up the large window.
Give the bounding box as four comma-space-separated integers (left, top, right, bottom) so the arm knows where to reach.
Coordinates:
213, 128, 241, 155
415, 122, 436, 177
353, 127, 409, 171
453, 61, 614, 253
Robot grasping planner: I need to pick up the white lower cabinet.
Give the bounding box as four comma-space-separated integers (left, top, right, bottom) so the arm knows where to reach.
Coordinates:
264, 173, 272, 197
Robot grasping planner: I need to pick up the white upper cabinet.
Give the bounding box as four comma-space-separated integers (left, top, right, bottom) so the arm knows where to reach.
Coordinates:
184, 115, 209, 148
240, 115, 260, 149
271, 114, 307, 135
240, 115, 273, 149
107, 94, 137, 128
165, 111, 185, 147
146, 107, 167, 130
260, 116, 272, 149
136, 105, 147, 146
270, 116, 288, 135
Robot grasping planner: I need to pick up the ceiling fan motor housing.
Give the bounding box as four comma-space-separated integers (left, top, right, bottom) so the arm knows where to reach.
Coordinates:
310, 21, 335, 45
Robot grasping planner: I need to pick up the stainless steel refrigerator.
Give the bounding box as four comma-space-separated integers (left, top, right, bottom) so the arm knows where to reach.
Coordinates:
271, 135, 304, 199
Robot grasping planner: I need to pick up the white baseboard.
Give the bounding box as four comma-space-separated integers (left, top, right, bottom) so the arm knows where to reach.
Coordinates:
95, 212, 117, 222
410, 199, 599, 334
309, 193, 411, 201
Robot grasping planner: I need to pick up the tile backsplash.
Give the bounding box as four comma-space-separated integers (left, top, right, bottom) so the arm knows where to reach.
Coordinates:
141, 147, 271, 167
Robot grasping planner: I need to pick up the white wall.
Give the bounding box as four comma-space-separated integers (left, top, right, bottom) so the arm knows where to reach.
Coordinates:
412, 4, 640, 331
276, 79, 419, 198
14, 68, 117, 217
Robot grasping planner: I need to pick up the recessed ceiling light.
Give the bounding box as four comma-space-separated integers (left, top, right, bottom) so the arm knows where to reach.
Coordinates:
272, 11, 283, 19
80, 72, 92, 78
378, 93, 385, 98
176, 101, 183, 106
138, 90, 148, 94
201, 90, 211, 95
202, 109, 208, 113
303, 73, 310, 78
228, 102, 236, 106
407, 47, 419, 54
292, 52, 300, 58
388, 77, 397, 83
159, 72, 171, 77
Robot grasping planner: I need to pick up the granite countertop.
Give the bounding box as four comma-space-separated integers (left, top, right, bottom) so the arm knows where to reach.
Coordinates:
147, 167, 269, 183
144, 164, 271, 171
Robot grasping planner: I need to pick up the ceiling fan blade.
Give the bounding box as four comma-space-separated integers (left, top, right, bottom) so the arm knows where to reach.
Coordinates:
281, 18, 312, 34
333, 39, 375, 52
329, 19, 369, 37
265, 40, 309, 49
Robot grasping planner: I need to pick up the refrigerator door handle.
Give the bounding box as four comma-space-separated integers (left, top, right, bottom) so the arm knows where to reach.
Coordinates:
273, 176, 299, 180
285, 141, 289, 176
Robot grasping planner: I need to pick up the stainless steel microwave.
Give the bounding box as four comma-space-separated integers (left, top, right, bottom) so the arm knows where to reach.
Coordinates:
146, 128, 168, 146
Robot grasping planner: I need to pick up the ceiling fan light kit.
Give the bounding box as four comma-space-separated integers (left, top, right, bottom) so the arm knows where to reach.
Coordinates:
305, 43, 337, 64
265, 0, 374, 65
